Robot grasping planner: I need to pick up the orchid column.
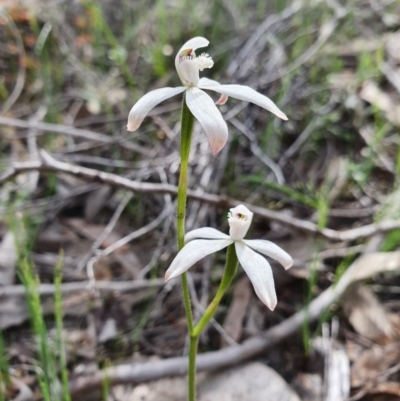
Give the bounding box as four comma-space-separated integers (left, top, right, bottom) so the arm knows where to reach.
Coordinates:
127, 37, 288, 401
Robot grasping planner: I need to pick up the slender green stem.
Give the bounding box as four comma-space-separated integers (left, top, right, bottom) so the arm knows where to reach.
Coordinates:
177, 94, 195, 334
181, 273, 193, 333
188, 335, 199, 401
177, 94, 194, 248
178, 96, 194, 325
193, 244, 238, 337
177, 96, 238, 401
187, 244, 238, 400
176, 94, 196, 400
0, 330, 11, 398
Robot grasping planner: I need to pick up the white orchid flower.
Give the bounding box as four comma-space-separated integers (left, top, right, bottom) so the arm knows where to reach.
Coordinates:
165, 205, 293, 310
127, 37, 288, 155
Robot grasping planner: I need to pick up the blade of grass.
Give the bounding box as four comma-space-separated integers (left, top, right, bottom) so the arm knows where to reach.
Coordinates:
301, 243, 321, 355
302, 189, 330, 353
54, 253, 71, 401
0, 331, 10, 401
244, 176, 318, 208
19, 257, 61, 401
101, 359, 112, 401
83, 0, 135, 88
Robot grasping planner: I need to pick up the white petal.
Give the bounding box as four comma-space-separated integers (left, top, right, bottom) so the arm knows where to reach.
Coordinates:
185, 87, 228, 155
198, 77, 221, 87
185, 227, 229, 243
165, 239, 233, 281
244, 240, 293, 270
235, 242, 277, 310
199, 84, 288, 121
198, 78, 228, 105
127, 87, 185, 131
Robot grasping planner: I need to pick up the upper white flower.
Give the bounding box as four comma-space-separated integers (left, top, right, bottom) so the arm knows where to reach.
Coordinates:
165, 205, 293, 310
127, 37, 288, 155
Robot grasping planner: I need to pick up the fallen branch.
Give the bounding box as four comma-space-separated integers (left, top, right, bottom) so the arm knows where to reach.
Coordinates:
0, 116, 150, 155
0, 278, 165, 297
69, 251, 400, 395
0, 272, 211, 299
1, 151, 400, 242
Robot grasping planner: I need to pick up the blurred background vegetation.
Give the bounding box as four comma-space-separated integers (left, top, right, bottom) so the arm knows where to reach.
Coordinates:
1, 0, 400, 400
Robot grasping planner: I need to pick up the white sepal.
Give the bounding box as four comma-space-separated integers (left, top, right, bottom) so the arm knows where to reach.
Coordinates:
235, 241, 277, 310
198, 77, 221, 87
165, 238, 233, 281
198, 78, 228, 105
176, 37, 210, 55
185, 87, 228, 155
185, 227, 229, 243
199, 84, 288, 121
244, 239, 293, 270
127, 87, 185, 131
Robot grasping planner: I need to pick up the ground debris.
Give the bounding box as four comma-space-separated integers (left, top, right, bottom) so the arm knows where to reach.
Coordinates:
343, 283, 394, 343
108, 363, 300, 401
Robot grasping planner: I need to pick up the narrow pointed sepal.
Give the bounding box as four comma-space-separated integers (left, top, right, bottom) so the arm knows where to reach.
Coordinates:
177, 37, 210, 55
127, 87, 185, 131
244, 239, 293, 270
198, 77, 221, 87
235, 241, 277, 310
198, 83, 288, 121
165, 239, 233, 281
198, 78, 229, 105
185, 87, 228, 154
185, 227, 229, 243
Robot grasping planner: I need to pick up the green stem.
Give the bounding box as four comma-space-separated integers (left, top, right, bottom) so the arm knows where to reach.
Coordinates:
188, 335, 199, 401
193, 244, 238, 337
177, 96, 238, 401
177, 94, 194, 249
177, 94, 196, 400
181, 273, 193, 333
178, 93, 195, 334
186, 244, 238, 401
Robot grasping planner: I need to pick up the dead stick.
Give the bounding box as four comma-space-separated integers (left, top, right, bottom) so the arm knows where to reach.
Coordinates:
0, 279, 165, 297
0, 116, 150, 155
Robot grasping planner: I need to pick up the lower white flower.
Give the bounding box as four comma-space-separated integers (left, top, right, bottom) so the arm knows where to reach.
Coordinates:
127, 37, 288, 155
165, 205, 293, 310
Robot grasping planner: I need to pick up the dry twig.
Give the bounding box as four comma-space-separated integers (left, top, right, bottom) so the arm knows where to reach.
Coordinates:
0, 116, 151, 155
0, 279, 165, 297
